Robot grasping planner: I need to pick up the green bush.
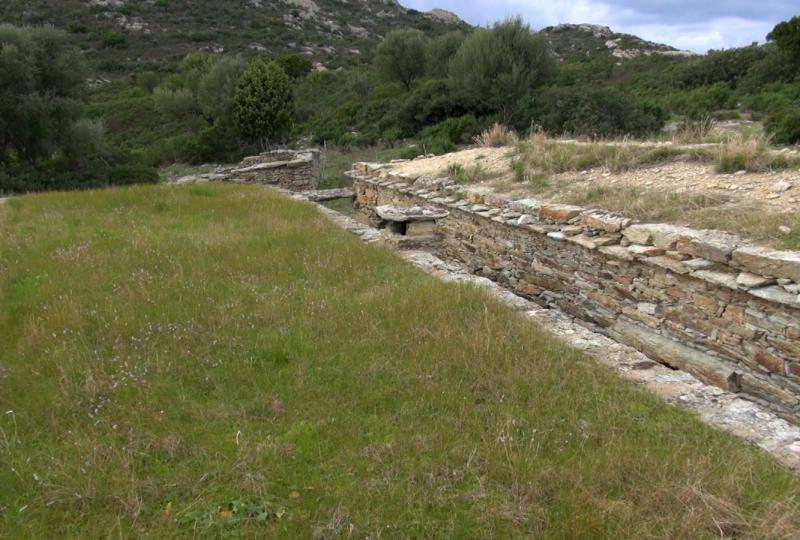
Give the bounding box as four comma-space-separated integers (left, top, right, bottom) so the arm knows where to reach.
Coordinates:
418, 114, 481, 146
449, 17, 556, 123
520, 86, 665, 138
374, 29, 428, 90
766, 108, 800, 145
233, 59, 294, 147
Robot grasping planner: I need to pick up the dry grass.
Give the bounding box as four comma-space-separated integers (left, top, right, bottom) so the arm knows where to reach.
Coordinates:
474, 123, 519, 148
563, 185, 800, 248
2, 184, 800, 537
715, 133, 800, 173
518, 133, 692, 174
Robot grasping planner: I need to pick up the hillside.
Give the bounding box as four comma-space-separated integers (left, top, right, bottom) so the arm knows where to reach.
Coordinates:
541, 23, 695, 61
0, 0, 468, 74
0, 2, 689, 77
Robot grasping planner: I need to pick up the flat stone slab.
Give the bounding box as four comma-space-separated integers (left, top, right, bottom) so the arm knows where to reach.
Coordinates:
301, 188, 355, 202
675, 229, 744, 263
376, 205, 449, 222
733, 246, 800, 282
539, 204, 583, 223
623, 223, 695, 249
581, 210, 631, 233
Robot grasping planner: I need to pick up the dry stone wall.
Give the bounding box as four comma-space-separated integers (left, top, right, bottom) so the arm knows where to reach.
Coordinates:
350, 162, 800, 423
224, 149, 321, 191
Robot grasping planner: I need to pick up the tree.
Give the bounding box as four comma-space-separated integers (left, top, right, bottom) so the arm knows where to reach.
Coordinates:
448, 17, 556, 123
426, 31, 465, 77
768, 16, 800, 66
233, 59, 294, 148
0, 24, 86, 163
374, 29, 428, 90
275, 54, 313, 80
154, 54, 247, 125
518, 86, 665, 139
197, 55, 248, 124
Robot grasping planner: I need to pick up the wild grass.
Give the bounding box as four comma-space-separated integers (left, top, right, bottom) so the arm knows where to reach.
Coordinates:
715, 134, 800, 173
2, 184, 800, 537
474, 123, 519, 148
517, 133, 800, 175
563, 186, 800, 249
445, 162, 499, 184
518, 133, 689, 174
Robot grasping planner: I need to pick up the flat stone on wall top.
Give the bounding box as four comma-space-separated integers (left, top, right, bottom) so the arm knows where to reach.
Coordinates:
733, 246, 800, 282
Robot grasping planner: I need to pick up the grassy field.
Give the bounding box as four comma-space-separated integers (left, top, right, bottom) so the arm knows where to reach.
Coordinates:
2, 184, 800, 538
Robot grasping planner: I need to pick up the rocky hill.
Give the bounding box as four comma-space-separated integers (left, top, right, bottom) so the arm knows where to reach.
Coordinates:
541, 23, 695, 61
0, 0, 467, 73
0, 2, 692, 83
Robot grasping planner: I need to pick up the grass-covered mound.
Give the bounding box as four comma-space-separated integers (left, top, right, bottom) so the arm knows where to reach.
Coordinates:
1, 184, 799, 538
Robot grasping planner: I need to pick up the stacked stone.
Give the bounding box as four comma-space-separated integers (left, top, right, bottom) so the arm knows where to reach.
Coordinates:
224, 149, 321, 191
349, 162, 800, 423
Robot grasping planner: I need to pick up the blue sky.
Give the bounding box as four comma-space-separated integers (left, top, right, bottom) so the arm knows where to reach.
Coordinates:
401, 1, 798, 53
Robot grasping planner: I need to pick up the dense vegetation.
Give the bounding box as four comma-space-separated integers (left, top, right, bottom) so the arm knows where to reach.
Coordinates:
0, 24, 157, 193
2, 184, 800, 537
0, 6, 798, 194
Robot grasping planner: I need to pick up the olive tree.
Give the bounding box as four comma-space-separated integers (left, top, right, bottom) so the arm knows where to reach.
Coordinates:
374, 29, 428, 90
233, 59, 294, 148
448, 17, 555, 123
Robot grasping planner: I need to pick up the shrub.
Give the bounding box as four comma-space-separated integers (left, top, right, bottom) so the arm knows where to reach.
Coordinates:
474, 124, 519, 147
426, 31, 465, 77
766, 108, 800, 145
374, 29, 428, 90
449, 17, 556, 123
715, 134, 771, 173
100, 31, 127, 49
418, 115, 481, 146
521, 86, 665, 139
233, 59, 294, 148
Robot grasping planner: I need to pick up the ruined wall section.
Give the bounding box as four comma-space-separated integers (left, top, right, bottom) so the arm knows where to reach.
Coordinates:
225, 149, 321, 191
350, 163, 800, 422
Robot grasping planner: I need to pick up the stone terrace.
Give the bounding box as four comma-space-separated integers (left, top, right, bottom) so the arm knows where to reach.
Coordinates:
349, 161, 800, 424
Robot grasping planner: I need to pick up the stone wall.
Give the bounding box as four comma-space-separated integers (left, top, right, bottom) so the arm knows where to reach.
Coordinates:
349, 163, 800, 422
225, 149, 321, 191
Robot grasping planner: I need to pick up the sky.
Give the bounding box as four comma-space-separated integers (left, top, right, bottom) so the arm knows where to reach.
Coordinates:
400, 0, 798, 53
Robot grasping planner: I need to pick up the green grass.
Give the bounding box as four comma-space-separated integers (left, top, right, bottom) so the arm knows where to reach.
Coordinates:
1, 184, 800, 538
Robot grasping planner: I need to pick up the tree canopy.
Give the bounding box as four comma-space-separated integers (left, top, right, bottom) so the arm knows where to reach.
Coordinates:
233, 59, 295, 147
374, 29, 428, 90
0, 24, 86, 163
448, 17, 556, 123
768, 16, 800, 65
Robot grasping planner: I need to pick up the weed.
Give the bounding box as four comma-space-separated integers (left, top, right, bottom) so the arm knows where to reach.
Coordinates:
474, 123, 519, 147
